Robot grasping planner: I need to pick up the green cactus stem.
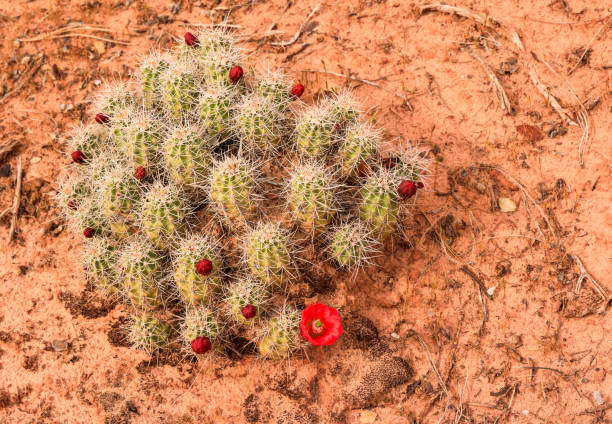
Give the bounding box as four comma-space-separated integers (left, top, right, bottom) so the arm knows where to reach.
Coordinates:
164, 126, 214, 187
329, 222, 380, 268
129, 313, 170, 353
119, 241, 164, 308
358, 168, 401, 237
287, 162, 336, 232
295, 106, 335, 159
257, 307, 301, 359
141, 183, 187, 247
244, 223, 293, 286
210, 156, 257, 222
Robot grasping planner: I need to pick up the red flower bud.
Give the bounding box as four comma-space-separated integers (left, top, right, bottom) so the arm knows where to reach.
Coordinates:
83, 227, 95, 238
134, 166, 146, 181
229, 66, 243, 84
196, 259, 213, 276
95, 113, 110, 124
184, 32, 199, 47
398, 180, 417, 199
241, 304, 257, 319
299, 303, 342, 346
67, 200, 77, 210
71, 150, 86, 164
417, 182, 424, 189
290, 83, 305, 98
191, 336, 211, 354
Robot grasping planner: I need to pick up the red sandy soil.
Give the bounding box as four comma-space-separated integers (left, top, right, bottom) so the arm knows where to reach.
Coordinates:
1, 0, 611, 423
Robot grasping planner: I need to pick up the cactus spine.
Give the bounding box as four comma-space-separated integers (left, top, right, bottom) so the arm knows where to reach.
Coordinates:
161, 60, 200, 119
84, 238, 120, 295
198, 85, 236, 137
235, 94, 283, 154
139, 53, 169, 109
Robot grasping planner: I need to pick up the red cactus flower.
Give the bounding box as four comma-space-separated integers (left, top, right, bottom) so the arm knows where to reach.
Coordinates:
300, 303, 342, 346
241, 304, 257, 319
83, 227, 95, 238
398, 180, 419, 199
71, 150, 86, 164
291, 83, 305, 98
196, 259, 213, 276
95, 113, 110, 124
184, 32, 199, 47
229, 66, 244, 84
191, 336, 211, 354
134, 166, 146, 181
67, 200, 77, 210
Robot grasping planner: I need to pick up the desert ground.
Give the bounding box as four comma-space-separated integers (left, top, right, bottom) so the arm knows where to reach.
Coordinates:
0, 0, 611, 423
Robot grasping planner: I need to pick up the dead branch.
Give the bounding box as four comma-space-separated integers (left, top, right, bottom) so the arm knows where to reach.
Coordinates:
270, 2, 321, 47
8, 157, 23, 242
527, 64, 577, 126
573, 254, 609, 314
568, 16, 612, 75
470, 50, 512, 114
0, 140, 19, 162
303, 69, 414, 110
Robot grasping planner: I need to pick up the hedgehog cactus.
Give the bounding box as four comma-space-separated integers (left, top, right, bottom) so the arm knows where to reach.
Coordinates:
141, 183, 187, 247
338, 122, 380, 178
161, 59, 200, 119
257, 307, 301, 359
329, 222, 380, 268
164, 125, 214, 187
226, 276, 269, 325
210, 156, 257, 222
198, 85, 236, 137
173, 234, 223, 306
235, 94, 284, 154
245, 223, 293, 286
295, 106, 335, 158
139, 53, 169, 109
359, 168, 401, 237
129, 314, 170, 353
57, 28, 429, 359
84, 238, 120, 295
287, 162, 336, 232
119, 241, 164, 308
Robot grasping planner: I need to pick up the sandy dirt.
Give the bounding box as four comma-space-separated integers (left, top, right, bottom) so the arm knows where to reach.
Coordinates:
1, 0, 611, 423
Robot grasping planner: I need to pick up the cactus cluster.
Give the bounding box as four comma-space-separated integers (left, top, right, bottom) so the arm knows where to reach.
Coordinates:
57, 28, 428, 361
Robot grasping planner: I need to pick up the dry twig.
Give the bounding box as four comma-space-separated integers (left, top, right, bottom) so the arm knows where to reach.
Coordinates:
568, 16, 612, 75
8, 157, 23, 242
470, 50, 512, 114
20, 22, 131, 45
270, 2, 321, 47
573, 254, 609, 314
304, 69, 414, 110
0, 140, 19, 162
527, 64, 577, 126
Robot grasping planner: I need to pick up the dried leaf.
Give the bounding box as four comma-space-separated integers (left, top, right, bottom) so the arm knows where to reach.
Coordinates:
498, 197, 517, 212
517, 124, 544, 142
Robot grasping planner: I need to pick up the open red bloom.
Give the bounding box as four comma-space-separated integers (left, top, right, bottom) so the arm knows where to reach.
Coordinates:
300, 303, 342, 346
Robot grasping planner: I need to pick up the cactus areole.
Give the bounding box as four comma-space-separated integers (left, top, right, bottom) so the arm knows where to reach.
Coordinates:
191, 336, 211, 354
299, 303, 343, 346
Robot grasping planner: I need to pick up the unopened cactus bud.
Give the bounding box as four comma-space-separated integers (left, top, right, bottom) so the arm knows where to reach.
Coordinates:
338, 122, 380, 178
119, 240, 164, 308
164, 125, 214, 187
95, 113, 110, 124
329, 221, 380, 268
295, 106, 335, 159
84, 238, 120, 295
202, 48, 242, 87
244, 223, 293, 286
129, 314, 170, 353
229, 66, 243, 84
191, 336, 211, 354
83, 227, 95, 238
257, 306, 301, 359
184, 32, 199, 47
181, 307, 224, 355
210, 156, 258, 222
358, 168, 401, 237
141, 182, 187, 247
287, 162, 337, 232
71, 198, 110, 239
290, 83, 304, 98
172, 234, 223, 306
134, 166, 146, 181
226, 276, 269, 325
235, 94, 284, 154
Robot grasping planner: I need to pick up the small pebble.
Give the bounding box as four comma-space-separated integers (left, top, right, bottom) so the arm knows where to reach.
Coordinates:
93, 79, 102, 86
30, 157, 41, 164
487, 286, 496, 296
390, 332, 399, 339
593, 390, 604, 405
52, 340, 68, 352
522, 410, 529, 416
